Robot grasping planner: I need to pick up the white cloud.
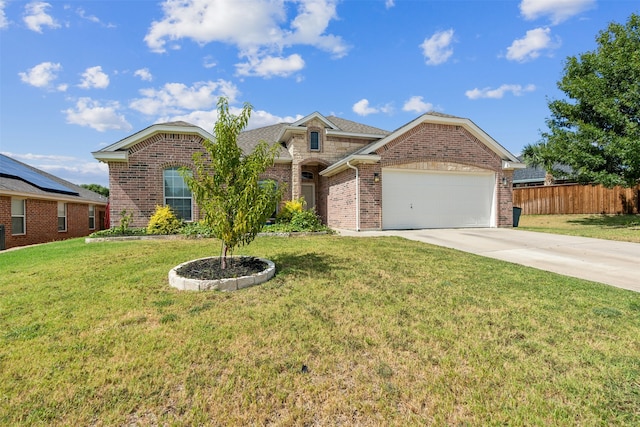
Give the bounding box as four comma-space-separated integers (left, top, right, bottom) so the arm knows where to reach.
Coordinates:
286, 0, 348, 59
352, 99, 393, 116
76, 7, 100, 24
134, 68, 153, 81
236, 54, 305, 78
79, 66, 110, 89
506, 27, 557, 62
203, 56, 217, 69
247, 110, 303, 130
420, 29, 455, 65
130, 80, 239, 116
64, 98, 132, 132
520, 0, 595, 24
18, 61, 64, 89
0, 0, 9, 29
23, 1, 60, 33
144, 0, 348, 78
75, 7, 116, 28
163, 107, 303, 132
465, 84, 536, 100
385, 0, 395, 9
402, 96, 433, 114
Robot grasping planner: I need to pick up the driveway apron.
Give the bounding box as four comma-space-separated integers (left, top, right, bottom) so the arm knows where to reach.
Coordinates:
337, 228, 640, 293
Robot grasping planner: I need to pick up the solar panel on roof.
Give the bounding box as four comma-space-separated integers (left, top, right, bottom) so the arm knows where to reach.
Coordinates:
0, 155, 79, 196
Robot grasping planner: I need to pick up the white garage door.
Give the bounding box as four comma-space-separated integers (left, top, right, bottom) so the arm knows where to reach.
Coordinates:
382, 169, 496, 229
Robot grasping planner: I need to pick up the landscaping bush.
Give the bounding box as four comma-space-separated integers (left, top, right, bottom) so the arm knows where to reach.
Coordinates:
180, 221, 216, 238
276, 198, 304, 223
89, 227, 147, 238
147, 205, 182, 235
289, 209, 324, 231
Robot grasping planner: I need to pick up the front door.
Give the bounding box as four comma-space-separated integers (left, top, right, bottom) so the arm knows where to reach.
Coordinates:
301, 183, 316, 210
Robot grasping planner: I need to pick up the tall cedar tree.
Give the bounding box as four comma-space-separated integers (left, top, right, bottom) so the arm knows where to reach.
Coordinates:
182, 98, 284, 269
542, 13, 640, 187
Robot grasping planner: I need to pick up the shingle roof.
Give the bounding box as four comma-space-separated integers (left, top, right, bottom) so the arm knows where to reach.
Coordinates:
237, 123, 292, 160
513, 157, 573, 183
235, 115, 388, 160
325, 116, 390, 135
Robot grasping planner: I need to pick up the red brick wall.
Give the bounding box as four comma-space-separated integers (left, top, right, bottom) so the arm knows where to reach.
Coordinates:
107, 133, 293, 227
325, 122, 514, 230
375, 122, 512, 228
0, 196, 105, 250
327, 168, 357, 229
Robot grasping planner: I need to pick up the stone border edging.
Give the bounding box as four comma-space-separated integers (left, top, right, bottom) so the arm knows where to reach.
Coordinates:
168, 257, 275, 291
85, 234, 185, 243
86, 231, 328, 243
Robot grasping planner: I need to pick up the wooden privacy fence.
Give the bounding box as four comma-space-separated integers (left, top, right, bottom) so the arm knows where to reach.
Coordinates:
513, 184, 640, 215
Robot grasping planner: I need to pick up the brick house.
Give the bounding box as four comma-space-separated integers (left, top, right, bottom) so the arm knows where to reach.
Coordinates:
93, 112, 524, 230
0, 154, 108, 250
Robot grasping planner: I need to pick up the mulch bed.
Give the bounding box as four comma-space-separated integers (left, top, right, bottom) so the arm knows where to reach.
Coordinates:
176, 256, 268, 280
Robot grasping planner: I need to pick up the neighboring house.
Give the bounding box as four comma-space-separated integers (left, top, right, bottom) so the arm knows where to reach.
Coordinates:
513, 159, 573, 187
93, 112, 524, 231
0, 154, 108, 250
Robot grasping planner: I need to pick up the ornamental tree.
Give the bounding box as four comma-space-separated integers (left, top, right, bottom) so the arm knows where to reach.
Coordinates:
541, 13, 640, 187
182, 98, 284, 269
521, 141, 559, 186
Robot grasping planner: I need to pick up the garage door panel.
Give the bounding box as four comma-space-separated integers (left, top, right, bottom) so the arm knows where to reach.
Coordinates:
382, 169, 495, 229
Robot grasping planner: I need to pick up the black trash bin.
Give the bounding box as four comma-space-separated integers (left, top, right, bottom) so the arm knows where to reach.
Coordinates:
512, 207, 522, 227
0, 224, 5, 250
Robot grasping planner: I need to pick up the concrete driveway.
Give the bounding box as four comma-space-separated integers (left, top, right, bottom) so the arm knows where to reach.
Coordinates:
337, 228, 640, 293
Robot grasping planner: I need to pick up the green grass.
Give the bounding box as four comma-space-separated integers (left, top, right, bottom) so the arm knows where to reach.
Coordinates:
1, 236, 639, 425
519, 214, 640, 243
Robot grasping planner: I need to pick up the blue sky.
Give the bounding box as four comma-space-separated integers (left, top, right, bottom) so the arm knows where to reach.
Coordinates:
1, 0, 638, 187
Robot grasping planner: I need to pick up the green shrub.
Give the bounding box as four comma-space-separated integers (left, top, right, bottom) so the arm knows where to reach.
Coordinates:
289, 209, 323, 232
276, 198, 304, 223
89, 227, 146, 238
119, 209, 133, 234
147, 205, 182, 235
180, 221, 216, 238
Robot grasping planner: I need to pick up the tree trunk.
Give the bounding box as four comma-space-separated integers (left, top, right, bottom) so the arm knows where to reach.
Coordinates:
544, 172, 556, 186
221, 242, 228, 269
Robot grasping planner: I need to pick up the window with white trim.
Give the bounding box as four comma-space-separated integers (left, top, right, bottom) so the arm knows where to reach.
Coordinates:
89, 205, 95, 230
11, 198, 25, 235
164, 167, 193, 221
58, 202, 67, 232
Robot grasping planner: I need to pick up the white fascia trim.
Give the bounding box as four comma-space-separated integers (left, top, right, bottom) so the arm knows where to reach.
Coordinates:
320, 154, 381, 177
0, 190, 107, 205
291, 112, 339, 129
276, 125, 306, 143
326, 130, 388, 140
502, 160, 527, 170
363, 114, 521, 163
274, 157, 293, 164
92, 151, 128, 163
97, 124, 214, 153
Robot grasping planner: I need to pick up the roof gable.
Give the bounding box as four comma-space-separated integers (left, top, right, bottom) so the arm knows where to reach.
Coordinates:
362, 112, 522, 163
93, 122, 214, 162
291, 112, 339, 129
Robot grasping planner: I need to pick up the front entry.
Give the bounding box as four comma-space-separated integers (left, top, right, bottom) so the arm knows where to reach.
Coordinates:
301, 183, 316, 210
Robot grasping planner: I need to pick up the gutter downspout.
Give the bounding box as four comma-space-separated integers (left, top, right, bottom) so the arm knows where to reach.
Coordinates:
346, 161, 360, 231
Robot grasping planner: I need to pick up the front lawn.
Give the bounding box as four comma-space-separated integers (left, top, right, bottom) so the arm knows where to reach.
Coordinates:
1, 236, 639, 425
519, 214, 640, 243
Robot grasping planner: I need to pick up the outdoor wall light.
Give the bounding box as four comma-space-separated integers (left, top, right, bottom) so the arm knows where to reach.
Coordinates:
502, 176, 508, 186
374, 173, 380, 182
